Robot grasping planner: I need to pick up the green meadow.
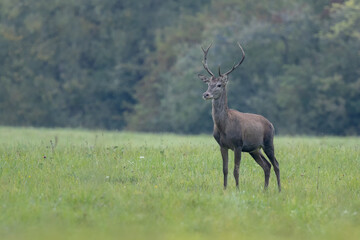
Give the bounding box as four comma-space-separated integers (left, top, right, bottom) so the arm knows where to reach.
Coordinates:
0, 127, 359, 240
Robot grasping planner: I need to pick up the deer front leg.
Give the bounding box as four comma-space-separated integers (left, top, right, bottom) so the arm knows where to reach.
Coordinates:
234, 147, 242, 189
220, 147, 228, 189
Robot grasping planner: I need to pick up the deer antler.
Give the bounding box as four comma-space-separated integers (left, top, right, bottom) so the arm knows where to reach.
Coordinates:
201, 43, 215, 76
221, 42, 245, 76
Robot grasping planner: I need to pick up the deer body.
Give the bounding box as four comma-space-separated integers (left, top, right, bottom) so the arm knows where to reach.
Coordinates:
213, 110, 274, 153
199, 43, 281, 191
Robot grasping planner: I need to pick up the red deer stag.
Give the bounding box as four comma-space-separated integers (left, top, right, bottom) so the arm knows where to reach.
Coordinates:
198, 42, 281, 192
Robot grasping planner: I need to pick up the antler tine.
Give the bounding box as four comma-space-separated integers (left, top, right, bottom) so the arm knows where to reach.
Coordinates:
201, 43, 215, 76
222, 42, 245, 76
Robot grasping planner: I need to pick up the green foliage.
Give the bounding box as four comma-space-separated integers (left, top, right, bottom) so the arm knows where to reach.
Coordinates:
130, 0, 360, 135
0, 127, 360, 239
321, 0, 360, 40
0, 0, 359, 135
0, 0, 210, 130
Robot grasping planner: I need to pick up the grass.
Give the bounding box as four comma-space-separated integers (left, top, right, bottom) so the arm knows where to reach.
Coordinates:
0, 127, 359, 240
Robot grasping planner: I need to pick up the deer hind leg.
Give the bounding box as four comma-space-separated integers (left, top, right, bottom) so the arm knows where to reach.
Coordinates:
250, 150, 271, 190
264, 146, 281, 192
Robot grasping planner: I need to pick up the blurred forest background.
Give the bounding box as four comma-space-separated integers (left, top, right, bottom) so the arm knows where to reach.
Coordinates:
0, 0, 359, 135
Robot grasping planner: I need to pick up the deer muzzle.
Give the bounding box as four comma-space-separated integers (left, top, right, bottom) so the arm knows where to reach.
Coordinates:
203, 92, 213, 100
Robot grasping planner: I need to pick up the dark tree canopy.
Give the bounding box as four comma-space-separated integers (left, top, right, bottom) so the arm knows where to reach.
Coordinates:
0, 0, 359, 135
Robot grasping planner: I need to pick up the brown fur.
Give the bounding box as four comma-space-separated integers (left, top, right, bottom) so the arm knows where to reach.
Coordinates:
198, 43, 281, 191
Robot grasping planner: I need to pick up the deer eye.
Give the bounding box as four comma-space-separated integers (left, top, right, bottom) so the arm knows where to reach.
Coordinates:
216, 83, 222, 87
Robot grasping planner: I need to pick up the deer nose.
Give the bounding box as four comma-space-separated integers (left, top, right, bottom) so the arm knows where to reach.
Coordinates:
203, 92, 210, 99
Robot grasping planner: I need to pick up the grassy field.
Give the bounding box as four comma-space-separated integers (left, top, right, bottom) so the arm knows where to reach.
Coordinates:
0, 127, 359, 240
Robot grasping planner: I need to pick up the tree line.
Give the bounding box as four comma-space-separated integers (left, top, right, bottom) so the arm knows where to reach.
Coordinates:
0, 0, 359, 135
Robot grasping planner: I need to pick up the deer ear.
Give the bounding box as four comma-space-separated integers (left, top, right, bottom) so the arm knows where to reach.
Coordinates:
198, 74, 210, 83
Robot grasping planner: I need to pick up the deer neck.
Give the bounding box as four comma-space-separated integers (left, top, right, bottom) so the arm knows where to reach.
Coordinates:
212, 91, 229, 130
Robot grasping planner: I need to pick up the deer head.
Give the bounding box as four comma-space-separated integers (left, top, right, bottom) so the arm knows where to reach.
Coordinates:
198, 42, 245, 100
